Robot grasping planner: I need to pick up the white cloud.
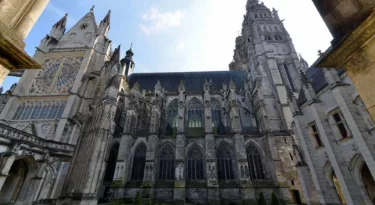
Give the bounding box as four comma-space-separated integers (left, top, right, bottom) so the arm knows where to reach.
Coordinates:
139, 8, 185, 35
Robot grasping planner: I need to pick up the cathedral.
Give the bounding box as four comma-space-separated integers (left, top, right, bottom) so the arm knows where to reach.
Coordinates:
0, 0, 374, 205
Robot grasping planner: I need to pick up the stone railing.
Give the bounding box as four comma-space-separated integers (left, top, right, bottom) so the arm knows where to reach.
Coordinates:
0, 123, 75, 155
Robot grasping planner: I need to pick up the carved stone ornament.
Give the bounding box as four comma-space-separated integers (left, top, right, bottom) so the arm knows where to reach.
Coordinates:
178, 101, 184, 108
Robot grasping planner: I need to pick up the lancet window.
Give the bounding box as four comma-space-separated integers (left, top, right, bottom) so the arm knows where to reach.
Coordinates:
13, 100, 67, 120
167, 100, 178, 128
211, 98, 222, 128
131, 143, 147, 181
187, 144, 204, 180
238, 101, 252, 130
217, 142, 235, 180
157, 144, 175, 180
188, 98, 203, 128
137, 102, 150, 130
246, 144, 265, 180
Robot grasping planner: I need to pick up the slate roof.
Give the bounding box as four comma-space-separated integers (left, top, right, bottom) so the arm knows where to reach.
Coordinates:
297, 68, 345, 106
128, 70, 246, 92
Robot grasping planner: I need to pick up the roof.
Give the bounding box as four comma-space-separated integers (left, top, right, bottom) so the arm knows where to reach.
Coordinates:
297, 68, 345, 106
127, 70, 246, 92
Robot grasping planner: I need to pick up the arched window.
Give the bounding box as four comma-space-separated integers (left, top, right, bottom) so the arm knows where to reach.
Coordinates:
283, 63, 296, 91
131, 143, 147, 180
188, 98, 203, 128
158, 144, 175, 180
217, 142, 234, 180
246, 144, 265, 180
211, 98, 222, 128
187, 145, 204, 180
167, 100, 178, 128
238, 101, 252, 130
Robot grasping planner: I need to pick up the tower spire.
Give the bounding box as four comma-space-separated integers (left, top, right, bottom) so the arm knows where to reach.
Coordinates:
98, 10, 111, 36
53, 13, 68, 29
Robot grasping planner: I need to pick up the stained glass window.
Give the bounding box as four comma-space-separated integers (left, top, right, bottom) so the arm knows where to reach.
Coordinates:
246, 144, 265, 180
217, 142, 234, 180
187, 144, 204, 180
12, 100, 67, 121
188, 98, 203, 128
167, 100, 178, 128
131, 143, 147, 180
157, 144, 175, 180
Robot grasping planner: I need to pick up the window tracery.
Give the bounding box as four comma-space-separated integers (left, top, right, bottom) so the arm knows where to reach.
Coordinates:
167, 100, 178, 128
217, 142, 234, 180
238, 101, 252, 129
29, 57, 83, 95
188, 98, 203, 128
246, 144, 265, 180
157, 144, 175, 180
187, 144, 204, 180
13, 101, 67, 120
131, 143, 147, 181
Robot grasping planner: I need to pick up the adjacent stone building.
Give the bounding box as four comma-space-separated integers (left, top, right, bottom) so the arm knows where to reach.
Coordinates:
0, 0, 49, 84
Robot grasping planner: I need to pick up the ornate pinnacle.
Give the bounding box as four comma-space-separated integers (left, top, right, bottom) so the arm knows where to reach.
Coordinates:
299, 69, 309, 88
286, 85, 294, 101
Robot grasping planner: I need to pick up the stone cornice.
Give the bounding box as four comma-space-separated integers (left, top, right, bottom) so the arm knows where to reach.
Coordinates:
315, 9, 375, 71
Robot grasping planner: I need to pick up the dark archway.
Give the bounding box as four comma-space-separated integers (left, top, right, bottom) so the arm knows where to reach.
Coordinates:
361, 163, 375, 202
0, 159, 28, 203
100, 143, 119, 202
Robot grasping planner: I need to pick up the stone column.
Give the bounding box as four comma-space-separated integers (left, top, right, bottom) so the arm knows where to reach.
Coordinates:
0, 154, 16, 190
174, 134, 186, 205
203, 80, 213, 134
0, 65, 9, 86
113, 135, 133, 185
142, 134, 158, 201
13, 0, 49, 39
297, 165, 320, 205
205, 134, 219, 205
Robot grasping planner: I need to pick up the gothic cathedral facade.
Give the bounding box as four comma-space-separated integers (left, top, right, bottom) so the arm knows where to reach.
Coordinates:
0, 0, 340, 205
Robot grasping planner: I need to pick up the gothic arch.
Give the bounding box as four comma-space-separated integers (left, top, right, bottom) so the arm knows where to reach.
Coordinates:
130, 142, 147, 181
35, 163, 57, 200
157, 142, 175, 180
216, 141, 235, 180
349, 154, 375, 202
246, 143, 266, 180
0, 155, 38, 203
187, 97, 204, 128
167, 99, 179, 129
186, 143, 205, 180
324, 161, 346, 204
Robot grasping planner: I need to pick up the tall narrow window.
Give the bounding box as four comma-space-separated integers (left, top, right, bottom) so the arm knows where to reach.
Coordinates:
238, 101, 252, 130
131, 143, 147, 180
57, 102, 66, 118
217, 142, 234, 180
188, 98, 203, 128
211, 98, 222, 128
13, 105, 23, 120
309, 123, 323, 147
157, 144, 175, 180
331, 111, 350, 139
187, 144, 204, 180
332, 171, 346, 204
246, 144, 265, 180
167, 100, 178, 128
283, 63, 296, 91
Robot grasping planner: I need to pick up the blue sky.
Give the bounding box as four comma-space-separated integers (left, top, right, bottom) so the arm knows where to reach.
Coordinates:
3, 0, 332, 91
